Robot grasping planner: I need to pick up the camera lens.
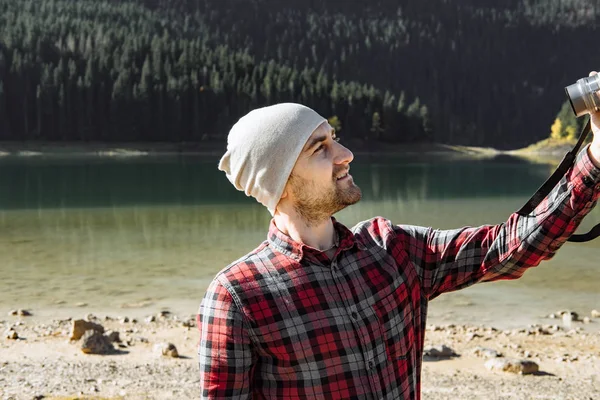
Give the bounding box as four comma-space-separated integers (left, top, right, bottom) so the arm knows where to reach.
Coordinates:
565, 74, 600, 117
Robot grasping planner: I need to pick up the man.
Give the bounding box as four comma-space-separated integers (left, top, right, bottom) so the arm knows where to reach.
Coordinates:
198, 95, 600, 399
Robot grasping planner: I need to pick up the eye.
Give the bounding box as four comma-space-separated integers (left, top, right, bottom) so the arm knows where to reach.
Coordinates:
314, 144, 325, 153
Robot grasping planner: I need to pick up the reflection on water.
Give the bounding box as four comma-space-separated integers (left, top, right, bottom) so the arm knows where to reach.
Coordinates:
0, 153, 598, 328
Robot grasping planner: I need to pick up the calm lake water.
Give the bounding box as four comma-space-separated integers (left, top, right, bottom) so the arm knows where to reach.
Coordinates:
1, 152, 599, 329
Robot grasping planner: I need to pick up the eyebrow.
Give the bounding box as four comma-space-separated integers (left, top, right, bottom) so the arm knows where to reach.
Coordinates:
304, 129, 337, 152
304, 135, 328, 152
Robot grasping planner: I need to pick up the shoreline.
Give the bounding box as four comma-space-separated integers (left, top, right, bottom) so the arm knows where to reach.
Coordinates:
0, 140, 562, 160
2, 306, 599, 399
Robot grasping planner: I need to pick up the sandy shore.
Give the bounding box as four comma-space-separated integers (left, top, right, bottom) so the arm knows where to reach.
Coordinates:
1, 309, 599, 400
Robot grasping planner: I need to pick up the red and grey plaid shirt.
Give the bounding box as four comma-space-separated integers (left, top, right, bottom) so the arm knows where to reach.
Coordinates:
198, 148, 600, 400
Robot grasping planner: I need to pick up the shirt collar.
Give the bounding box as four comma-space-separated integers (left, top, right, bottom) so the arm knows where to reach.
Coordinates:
267, 217, 359, 261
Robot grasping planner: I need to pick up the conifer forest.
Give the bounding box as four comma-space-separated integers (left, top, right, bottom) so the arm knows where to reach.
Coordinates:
0, 0, 599, 148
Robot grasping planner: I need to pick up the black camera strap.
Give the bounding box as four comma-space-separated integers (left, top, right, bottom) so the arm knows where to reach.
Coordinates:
516, 118, 600, 242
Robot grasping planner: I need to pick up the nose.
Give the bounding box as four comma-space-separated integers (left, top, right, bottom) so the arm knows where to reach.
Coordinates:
334, 141, 354, 165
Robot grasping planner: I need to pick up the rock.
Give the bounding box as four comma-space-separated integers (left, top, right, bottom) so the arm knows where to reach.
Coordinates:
557, 310, 579, 321
119, 317, 129, 323
4, 329, 18, 340
592, 310, 600, 318
466, 333, 482, 341
70, 319, 105, 341
485, 358, 539, 375
8, 309, 31, 316
182, 319, 195, 328
562, 313, 573, 328
145, 315, 156, 323
75, 302, 88, 307
472, 347, 502, 359
105, 330, 121, 343
158, 310, 171, 319
583, 317, 591, 324
543, 324, 561, 334
424, 345, 457, 358
154, 342, 179, 358
80, 330, 114, 354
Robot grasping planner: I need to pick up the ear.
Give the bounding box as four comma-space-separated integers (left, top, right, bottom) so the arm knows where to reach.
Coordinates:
280, 185, 289, 199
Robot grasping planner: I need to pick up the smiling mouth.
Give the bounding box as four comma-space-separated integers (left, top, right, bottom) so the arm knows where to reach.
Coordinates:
335, 172, 350, 181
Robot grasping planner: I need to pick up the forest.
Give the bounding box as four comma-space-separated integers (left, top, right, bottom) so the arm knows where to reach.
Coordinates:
0, 0, 599, 148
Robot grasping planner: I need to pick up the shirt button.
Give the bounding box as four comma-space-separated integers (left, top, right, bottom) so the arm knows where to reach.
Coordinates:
351, 311, 358, 320
368, 361, 374, 370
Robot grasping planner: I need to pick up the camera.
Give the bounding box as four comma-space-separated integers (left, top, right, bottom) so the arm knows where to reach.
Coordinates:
565, 74, 600, 117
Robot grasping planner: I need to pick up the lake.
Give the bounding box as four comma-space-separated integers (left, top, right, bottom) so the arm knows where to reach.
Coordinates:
1, 152, 599, 329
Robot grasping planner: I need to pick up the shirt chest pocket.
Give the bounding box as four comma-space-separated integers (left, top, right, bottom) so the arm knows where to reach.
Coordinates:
372, 284, 415, 361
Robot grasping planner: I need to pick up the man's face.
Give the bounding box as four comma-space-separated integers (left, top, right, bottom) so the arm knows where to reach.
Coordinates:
283, 122, 362, 224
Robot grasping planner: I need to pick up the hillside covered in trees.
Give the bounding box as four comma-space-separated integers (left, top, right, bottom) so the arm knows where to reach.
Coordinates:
0, 0, 599, 148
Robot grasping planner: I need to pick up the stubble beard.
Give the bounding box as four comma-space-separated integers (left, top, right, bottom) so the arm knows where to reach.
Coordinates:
289, 173, 362, 227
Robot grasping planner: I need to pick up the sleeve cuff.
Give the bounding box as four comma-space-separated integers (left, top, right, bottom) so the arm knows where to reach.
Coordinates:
572, 144, 600, 197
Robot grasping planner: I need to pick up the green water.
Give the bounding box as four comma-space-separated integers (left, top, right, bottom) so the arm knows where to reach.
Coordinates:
1, 153, 599, 328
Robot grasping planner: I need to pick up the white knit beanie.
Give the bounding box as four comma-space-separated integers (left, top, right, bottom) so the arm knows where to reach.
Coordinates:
218, 103, 327, 215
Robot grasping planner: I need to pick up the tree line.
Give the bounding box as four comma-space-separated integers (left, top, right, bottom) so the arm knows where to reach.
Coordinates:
1, 0, 599, 147
0, 0, 430, 144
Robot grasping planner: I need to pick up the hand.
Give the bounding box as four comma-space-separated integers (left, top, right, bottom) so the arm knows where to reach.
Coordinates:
588, 71, 600, 168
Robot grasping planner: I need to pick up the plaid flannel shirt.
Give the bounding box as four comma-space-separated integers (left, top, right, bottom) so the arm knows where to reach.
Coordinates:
198, 147, 600, 400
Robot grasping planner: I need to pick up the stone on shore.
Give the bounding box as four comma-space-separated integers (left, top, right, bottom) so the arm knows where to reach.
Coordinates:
592, 310, 600, 318
485, 358, 539, 375
562, 312, 575, 328
182, 318, 196, 328
424, 344, 457, 358
8, 309, 32, 316
4, 329, 19, 339
105, 330, 121, 343
70, 319, 105, 341
154, 342, 179, 358
472, 347, 502, 359
559, 310, 579, 320
80, 330, 114, 354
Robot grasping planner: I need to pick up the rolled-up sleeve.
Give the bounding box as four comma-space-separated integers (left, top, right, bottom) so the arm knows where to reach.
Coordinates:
197, 279, 255, 399
393, 145, 600, 300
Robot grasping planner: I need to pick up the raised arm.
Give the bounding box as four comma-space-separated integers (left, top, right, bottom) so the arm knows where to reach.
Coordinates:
197, 279, 255, 399
393, 145, 600, 300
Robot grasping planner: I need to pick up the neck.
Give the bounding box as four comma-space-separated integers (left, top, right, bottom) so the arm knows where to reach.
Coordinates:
273, 209, 336, 251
